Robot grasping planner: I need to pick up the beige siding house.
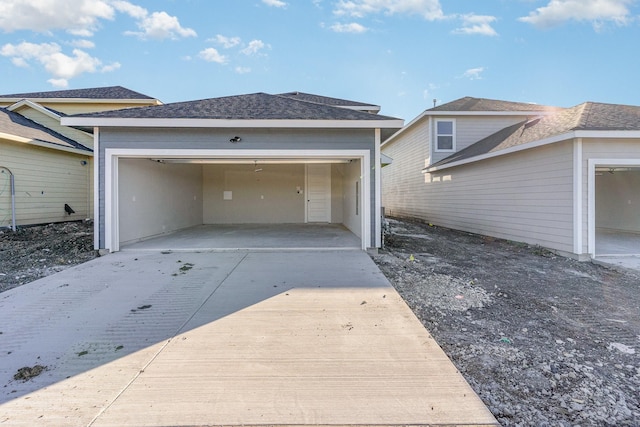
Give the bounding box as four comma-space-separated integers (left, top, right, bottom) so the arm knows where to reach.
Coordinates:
0, 86, 161, 229
382, 97, 640, 260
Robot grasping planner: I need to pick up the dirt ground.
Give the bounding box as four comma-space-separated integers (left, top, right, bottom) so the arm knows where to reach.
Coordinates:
1, 219, 638, 425
0, 221, 97, 293
372, 218, 640, 426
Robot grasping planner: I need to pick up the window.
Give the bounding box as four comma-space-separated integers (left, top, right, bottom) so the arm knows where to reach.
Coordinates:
435, 119, 455, 152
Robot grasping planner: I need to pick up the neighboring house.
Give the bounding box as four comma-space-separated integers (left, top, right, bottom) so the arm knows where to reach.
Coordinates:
0, 86, 161, 229
62, 92, 403, 252
382, 97, 640, 260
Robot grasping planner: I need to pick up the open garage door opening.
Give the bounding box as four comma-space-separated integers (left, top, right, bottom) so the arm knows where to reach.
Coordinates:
594, 165, 640, 256
114, 155, 368, 252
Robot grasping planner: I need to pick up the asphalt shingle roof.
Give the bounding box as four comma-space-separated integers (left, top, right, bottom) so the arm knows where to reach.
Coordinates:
430, 96, 560, 113
0, 86, 155, 100
0, 107, 91, 152
430, 101, 640, 169
278, 92, 380, 109
71, 92, 400, 121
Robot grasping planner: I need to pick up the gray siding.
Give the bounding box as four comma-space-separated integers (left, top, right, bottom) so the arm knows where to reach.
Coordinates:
98, 127, 377, 248
420, 141, 575, 253
381, 116, 430, 219
431, 116, 534, 164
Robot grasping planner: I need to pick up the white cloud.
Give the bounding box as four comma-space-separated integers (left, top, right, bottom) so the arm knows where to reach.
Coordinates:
262, 0, 287, 7
111, 0, 146, 19
241, 40, 267, 55
461, 67, 485, 80
72, 39, 96, 48
330, 22, 368, 33
211, 35, 242, 49
0, 41, 119, 87
48, 78, 70, 88
101, 62, 121, 72
0, 0, 114, 36
125, 10, 197, 40
453, 14, 498, 36
198, 47, 227, 64
333, 0, 444, 20
0, 0, 196, 40
519, 0, 633, 29
235, 66, 251, 74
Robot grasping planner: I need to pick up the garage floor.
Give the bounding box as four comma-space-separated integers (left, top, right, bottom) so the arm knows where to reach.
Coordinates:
594, 228, 640, 271
596, 228, 640, 255
122, 223, 362, 251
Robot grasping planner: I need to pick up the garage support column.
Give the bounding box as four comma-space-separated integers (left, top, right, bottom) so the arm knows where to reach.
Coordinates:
375, 128, 382, 248
573, 138, 583, 255
93, 127, 100, 250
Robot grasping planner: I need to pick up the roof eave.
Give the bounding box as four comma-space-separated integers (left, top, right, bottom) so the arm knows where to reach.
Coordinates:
381, 109, 556, 148
61, 117, 404, 129
6, 99, 62, 119
423, 132, 577, 173
0, 132, 92, 155
0, 98, 162, 105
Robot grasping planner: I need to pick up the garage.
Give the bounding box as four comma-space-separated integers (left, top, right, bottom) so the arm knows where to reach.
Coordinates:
593, 164, 640, 256
63, 92, 402, 252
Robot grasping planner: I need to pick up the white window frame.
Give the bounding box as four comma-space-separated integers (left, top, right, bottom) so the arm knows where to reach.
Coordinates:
434, 119, 456, 152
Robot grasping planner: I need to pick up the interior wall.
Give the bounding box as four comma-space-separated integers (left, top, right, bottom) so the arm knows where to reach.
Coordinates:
342, 159, 361, 237
203, 164, 305, 223
596, 170, 640, 233
119, 159, 203, 244
331, 164, 344, 223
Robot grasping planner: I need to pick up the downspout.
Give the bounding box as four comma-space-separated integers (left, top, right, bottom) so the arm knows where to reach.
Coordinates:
0, 166, 16, 232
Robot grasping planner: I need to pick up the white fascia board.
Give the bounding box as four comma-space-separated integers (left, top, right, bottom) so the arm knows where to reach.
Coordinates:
423, 132, 576, 173
2, 97, 161, 105
7, 99, 61, 119
574, 130, 640, 139
0, 132, 92, 156
62, 117, 404, 129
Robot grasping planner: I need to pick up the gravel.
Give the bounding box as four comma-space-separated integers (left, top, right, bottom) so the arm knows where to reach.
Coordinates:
0, 220, 98, 293
372, 218, 640, 427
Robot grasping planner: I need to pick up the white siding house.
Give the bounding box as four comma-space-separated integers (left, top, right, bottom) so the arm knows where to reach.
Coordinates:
382, 97, 640, 260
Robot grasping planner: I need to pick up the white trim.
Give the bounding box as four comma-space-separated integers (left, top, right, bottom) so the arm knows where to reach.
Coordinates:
573, 138, 583, 254
434, 118, 456, 153
7, 99, 61, 119
425, 132, 576, 172
62, 117, 404, 129
103, 148, 372, 252
0, 132, 92, 156
374, 128, 382, 248
2, 97, 161, 106
93, 128, 100, 250
588, 158, 640, 257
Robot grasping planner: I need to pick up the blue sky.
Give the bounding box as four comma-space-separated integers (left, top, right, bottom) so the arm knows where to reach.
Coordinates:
0, 0, 639, 120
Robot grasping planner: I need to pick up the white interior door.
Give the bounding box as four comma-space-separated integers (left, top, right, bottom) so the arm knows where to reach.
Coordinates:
306, 164, 331, 223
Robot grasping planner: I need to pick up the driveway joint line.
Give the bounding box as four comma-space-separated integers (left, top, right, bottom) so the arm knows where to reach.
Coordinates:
86, 252, 249, 427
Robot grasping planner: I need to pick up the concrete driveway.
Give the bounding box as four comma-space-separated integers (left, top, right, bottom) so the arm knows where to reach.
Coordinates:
0, 250, 497, 427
